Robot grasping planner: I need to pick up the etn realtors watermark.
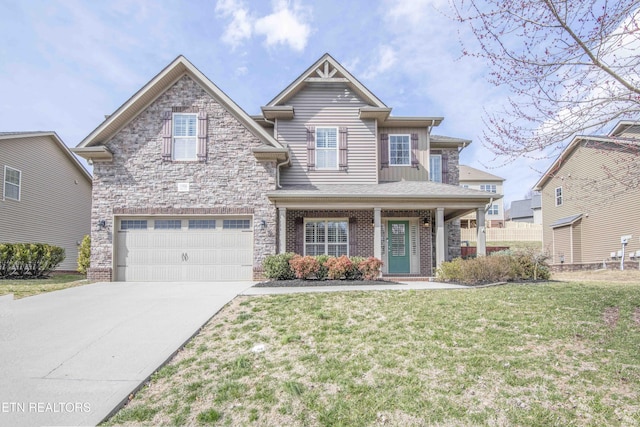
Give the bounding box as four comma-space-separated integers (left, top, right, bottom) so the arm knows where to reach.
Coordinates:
1, 401, 91, 413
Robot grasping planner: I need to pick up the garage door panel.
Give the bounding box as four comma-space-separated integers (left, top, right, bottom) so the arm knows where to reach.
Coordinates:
116, 217, 253, 281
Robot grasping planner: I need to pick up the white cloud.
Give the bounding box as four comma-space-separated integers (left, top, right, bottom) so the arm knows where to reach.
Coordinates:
215, 0, 312, 52
361, 45, 397, 79
254, 0, 311, 51
215, 0, 253, 49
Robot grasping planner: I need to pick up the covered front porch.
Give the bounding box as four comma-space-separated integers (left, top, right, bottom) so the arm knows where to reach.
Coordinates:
267, 182, 497, 277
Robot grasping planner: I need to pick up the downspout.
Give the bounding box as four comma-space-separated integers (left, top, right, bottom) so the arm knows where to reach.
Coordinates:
263, 116, 291, 189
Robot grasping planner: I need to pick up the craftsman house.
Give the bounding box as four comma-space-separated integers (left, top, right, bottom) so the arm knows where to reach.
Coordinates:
73, 54, 497, 281
534, 120, 640, 268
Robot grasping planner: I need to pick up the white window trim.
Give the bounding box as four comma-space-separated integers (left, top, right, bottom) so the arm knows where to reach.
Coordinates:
480, 184, 497, 193
303, 218, 349, 256
3, 166, 21, 201
389, 134, 411, 167
555, 186, 563, 206
315, 127, 339, 170
488, 204, 499, 215
172, 113, 198, 161
429, 154, 442, 183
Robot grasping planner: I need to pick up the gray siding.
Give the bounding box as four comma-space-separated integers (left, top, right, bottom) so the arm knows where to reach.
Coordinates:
0, 136, 92, 270
541, 141, 640, 264
378, 127, 429, 182
278, 83, 378, 185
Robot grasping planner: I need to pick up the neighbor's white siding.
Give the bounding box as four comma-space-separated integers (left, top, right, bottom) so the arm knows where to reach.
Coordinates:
277, 83, 378, 185
0, 135, 92, 271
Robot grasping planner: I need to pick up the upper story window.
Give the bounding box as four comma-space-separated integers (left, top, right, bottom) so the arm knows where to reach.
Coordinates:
429, 155, 442, 183
487, 204, 499, 215
173, 113, 198, 160
389, 135, 411, 166
480, 184, 497, 193
3, 166, 21, 201
555, 187, 563, 206
316, 127, 338, 169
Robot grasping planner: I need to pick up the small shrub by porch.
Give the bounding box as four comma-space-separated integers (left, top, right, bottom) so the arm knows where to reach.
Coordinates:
437, 249, 550, 285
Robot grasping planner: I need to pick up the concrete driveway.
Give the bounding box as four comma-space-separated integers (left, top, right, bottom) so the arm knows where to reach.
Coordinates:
0, 281, 254, 427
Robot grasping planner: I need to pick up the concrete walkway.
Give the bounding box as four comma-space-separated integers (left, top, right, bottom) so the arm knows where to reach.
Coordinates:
241, 280, 467, 295
0, 281, 254, 427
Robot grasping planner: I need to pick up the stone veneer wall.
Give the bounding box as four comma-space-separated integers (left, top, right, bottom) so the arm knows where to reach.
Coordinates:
285, 209, 433, 276
88, 75, 277, 281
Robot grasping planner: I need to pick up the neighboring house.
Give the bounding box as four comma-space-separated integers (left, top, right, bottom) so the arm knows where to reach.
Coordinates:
73, 54, 497, 282
534, 120, 640, 267
459, 165, 505, 228
0, 132, 92, 271
508, 194, 542, 224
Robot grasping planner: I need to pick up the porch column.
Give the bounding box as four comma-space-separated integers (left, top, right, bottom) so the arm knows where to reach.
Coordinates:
373, 208, 382, 259
477, 208, 486, 257
278, 207, 287, 253
436, 208, 445, 267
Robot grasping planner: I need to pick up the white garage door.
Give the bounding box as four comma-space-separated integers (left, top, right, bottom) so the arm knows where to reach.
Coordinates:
116, 217, 253, 281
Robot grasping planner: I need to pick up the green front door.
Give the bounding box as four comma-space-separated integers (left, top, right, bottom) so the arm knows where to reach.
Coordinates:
388, 221, 410, 274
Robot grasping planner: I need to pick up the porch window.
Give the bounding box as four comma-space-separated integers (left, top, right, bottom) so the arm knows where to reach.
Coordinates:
304, 219, 348, 256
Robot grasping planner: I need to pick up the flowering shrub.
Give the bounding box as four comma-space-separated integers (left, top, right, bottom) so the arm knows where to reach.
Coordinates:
324, 255, 353, 280
289, 255, 321, 279
262, 253, 296, 280
315, 255, 330, 280
358, 257, 383, 280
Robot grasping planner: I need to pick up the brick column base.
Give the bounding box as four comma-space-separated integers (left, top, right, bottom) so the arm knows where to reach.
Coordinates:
88, 267, 112, 282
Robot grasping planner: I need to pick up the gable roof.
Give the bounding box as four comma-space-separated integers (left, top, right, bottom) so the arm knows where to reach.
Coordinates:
76, 55, 283, 150
534, 119, 640, 191
0, 132, 91, 182
459, 165, 504, 182
267, 53, 387, 108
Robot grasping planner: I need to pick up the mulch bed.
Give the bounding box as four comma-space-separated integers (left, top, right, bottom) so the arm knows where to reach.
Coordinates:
254, 279, 401, 287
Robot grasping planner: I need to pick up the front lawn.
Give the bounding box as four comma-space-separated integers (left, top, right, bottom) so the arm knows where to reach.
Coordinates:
0, 274, 88, 299
106, 282, 640, 426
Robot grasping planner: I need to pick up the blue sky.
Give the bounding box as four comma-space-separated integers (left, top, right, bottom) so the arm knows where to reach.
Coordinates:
0, 0, 551, 207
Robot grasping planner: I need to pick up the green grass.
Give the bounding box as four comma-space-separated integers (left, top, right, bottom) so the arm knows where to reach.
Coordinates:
0, 274, 88, 299
103, 282, 640, 426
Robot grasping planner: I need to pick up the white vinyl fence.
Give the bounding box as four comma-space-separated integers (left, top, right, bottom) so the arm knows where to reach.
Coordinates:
461, 222, 542, 242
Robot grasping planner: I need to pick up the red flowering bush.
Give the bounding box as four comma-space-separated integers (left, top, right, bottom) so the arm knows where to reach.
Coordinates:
358, 257, 383, 280
324, 255, 353, 280
289, 255, 320, 279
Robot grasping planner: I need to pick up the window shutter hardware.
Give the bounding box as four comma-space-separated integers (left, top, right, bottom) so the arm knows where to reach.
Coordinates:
339, 127, 348, 171
161, 111, 172, 160
411, 133, 419, 169
197, 110, 207, 161
306, 126, 316, 171
380, 133, 389, 169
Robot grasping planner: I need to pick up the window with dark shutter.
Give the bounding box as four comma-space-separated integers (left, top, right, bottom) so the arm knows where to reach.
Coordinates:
411, 133, 419, 169
380, 133, 389, 169
306, 126, 316, 171
339, 127, 348, 171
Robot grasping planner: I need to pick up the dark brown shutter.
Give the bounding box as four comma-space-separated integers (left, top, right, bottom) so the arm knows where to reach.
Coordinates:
161, 111, 172, 160
380, 133, 389, 169
306, 126, 315, 171
197, 110, 207, 161
294, 217, 304, 255
349, 217, 358, 256
339, 127, 348, 171
411, 133, 419, 168
442, 152, 449, 184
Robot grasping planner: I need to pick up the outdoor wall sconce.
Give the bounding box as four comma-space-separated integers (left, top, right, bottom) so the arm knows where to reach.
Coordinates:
98, 219, 106, 230
260, 219, 267, 230
423, 218, 431, 228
